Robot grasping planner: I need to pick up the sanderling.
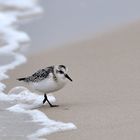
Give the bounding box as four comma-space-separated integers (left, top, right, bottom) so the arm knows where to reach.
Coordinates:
17, 65, 72, 107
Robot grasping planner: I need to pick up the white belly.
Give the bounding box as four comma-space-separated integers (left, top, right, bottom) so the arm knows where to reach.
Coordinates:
29, 77, 66, 93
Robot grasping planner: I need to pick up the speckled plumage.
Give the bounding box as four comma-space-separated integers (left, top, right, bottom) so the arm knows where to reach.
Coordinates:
18, 66, 57, 82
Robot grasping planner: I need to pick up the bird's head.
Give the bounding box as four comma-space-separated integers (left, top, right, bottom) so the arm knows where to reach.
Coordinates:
54, 65, 73, 82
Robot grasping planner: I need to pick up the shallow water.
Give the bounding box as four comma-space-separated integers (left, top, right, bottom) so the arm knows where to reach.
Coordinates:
0, 54, 14, 65
0, 101, 41, 140
0, 0, 76, 140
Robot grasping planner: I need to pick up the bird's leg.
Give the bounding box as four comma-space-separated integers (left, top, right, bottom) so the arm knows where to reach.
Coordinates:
43, 94, 59, 107
43, 94, 47, 104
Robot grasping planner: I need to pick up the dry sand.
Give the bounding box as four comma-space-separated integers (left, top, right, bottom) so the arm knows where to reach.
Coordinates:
4, 21, 140, 140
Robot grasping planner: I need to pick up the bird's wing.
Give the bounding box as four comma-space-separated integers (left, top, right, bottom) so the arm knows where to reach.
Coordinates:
18, 66, 54, 82
28, 68, 51, 82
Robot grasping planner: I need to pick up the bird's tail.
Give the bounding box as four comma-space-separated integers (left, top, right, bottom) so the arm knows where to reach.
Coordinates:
17, 77, 26, 81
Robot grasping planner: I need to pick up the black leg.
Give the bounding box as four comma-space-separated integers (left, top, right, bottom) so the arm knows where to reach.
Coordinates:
43, 94, 47, 104
43, 94, 59, 107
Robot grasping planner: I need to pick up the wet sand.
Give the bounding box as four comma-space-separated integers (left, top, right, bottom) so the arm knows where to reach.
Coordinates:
4, 21, 140, 139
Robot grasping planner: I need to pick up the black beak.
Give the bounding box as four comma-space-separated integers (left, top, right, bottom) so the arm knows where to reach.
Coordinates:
65, 74, 73, 82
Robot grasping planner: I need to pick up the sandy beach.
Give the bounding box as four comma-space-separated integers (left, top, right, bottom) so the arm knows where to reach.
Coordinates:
3, 21, 140, 139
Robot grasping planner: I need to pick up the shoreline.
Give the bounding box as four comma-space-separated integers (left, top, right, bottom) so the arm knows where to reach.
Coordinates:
4, 21, 140, 139
0, 0, 47, 140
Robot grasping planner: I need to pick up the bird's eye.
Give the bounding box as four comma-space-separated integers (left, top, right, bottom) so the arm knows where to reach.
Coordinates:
59, 70, 64, 74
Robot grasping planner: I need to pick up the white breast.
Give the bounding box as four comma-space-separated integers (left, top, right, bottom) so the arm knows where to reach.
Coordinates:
29, 76, 66, 94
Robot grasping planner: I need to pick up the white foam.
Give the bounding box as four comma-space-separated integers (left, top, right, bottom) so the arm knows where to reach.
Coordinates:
7, 87, 77, 139
0, 11, 29, 91
28, 111, 76, 139
0, 0, 39, 9
7, 86, 55, 108
0, 52, 26, 91
0, 0, 43, 17
0, 0, 76, 139
0, 13, 30, 53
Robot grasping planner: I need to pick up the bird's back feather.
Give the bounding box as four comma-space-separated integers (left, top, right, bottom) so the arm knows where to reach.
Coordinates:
17, 66, 55, 83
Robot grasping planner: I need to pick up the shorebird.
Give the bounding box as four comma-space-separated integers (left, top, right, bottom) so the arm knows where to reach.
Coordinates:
17, 65, 72, 107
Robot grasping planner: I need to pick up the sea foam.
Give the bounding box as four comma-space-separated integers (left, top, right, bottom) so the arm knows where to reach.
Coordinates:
0, 0, 76, 139
7, 87, 76, 139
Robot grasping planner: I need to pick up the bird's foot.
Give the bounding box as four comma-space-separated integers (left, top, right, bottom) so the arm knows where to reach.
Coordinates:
43, 94, 59, 107
50, 104, 59, 107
